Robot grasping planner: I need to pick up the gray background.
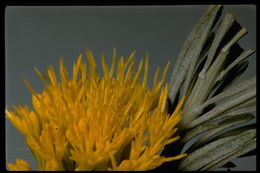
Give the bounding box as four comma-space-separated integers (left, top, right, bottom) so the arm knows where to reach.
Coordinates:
5, 5, 256, 171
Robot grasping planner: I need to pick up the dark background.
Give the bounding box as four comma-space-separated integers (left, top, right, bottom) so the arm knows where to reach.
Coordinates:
5, 5, 256, 170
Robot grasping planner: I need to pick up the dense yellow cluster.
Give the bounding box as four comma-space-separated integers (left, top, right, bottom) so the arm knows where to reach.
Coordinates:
6, 49, 186, 171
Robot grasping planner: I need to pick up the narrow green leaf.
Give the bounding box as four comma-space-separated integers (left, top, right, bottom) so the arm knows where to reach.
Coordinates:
182, 123, 217, 143
178, 129, 256, 171
216, 49, 255, 82
238, 148, 256, 158
211, 59, 249, 97
201, 76, 255, 109
187, 114, 254, 152
189, 87, 255, 128
203, 138, 256, 170
168, 5, 222, 104
210, 97, 256, 122
206, 123, 256, 142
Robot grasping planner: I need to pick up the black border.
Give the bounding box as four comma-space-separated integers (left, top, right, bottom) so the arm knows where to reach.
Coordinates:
1, 0, 258, 172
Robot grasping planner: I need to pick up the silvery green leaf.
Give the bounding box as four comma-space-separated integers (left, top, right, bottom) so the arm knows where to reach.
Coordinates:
183, 27, 247, 115
215, 49, 255, 83
209, 97, 256, 122
160, 4, 256, 171
210, 59, 249, 97
202, 138, 256, 171
186, 114, 254, 152
188, 87, 255, 128
205, 123, 255, 142
180, 76, 255, 129
168, 5, 222, 104
201, 76, 255, 108
238, 148, 256, 158
182, 123, 217, 143
201, 12, 236, 73
178, 129, 256, 171
185, 33, 215, 98
183, 14, 244, 112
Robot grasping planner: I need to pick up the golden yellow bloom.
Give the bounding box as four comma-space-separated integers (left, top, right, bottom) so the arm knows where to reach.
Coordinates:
6, 49, 186, 171
7, 159, 32, 171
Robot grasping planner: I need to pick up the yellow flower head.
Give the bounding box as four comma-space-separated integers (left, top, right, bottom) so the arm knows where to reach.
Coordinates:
6, 49, 186, 171
7, 159, 32, 171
